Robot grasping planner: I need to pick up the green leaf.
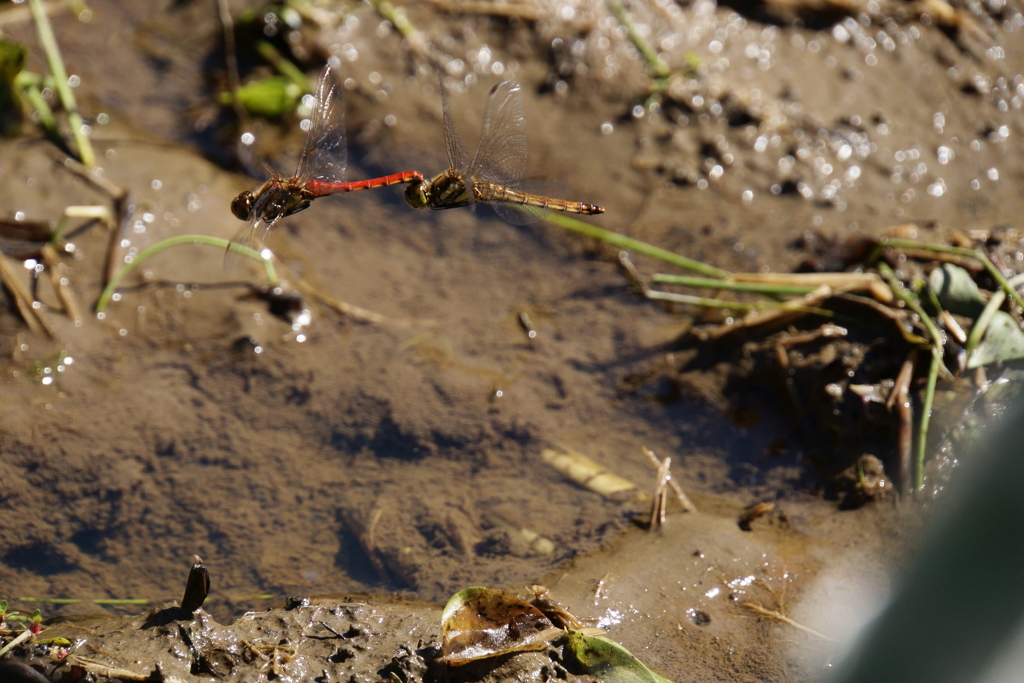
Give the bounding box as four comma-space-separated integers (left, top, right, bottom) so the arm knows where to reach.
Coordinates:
0, 39, 26, 81
565, 629, 674, 683
968, 311, 1024, 368
234, 75, 302, 118
439, 587, 560, 664
929, 264, 984, 318
0, 38, 26, 137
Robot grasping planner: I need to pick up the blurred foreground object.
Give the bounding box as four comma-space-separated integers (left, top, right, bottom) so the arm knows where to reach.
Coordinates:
833, 403, 1024, 683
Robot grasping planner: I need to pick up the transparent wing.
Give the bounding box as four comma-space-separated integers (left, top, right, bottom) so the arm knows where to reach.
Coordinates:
489, 178, 568, 226
237, 131, 279, 181
225, 214, 278, 271
295, 64, 348, 184
440, 75, 471, 173
467, 80, 527, 190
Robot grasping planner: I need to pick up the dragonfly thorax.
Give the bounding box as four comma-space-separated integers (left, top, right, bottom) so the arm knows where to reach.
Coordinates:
404, 169, 471, 211
244, 181, 313, 224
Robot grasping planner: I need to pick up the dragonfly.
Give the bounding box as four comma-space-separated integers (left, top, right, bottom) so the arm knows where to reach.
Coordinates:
230, 64, 423, 256
403, 78, 604, 224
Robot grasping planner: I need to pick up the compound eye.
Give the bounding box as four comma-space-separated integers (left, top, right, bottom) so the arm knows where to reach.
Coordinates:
231, 192, 254, 220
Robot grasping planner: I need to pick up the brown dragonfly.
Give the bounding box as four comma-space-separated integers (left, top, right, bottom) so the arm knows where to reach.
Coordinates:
403, 78, 604, 224
230, 64, 423, 255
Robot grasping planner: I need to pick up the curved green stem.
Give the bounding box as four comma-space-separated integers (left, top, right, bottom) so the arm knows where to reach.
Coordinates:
881, 238, 1024, 313
95, 235, 278, 313
878, 262, 942, 350
544, 213, 731, 279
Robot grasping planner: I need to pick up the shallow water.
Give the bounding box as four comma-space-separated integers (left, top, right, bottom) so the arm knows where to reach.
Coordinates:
2, 0, 1023, 679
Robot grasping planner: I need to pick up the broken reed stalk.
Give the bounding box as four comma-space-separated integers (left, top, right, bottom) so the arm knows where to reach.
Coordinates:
217, 0, 246, 121
368, 0, 430, 57
605, 0, 671, 79
878, 263, 942, 492
255, 41, 314, 92
881, 237, 1024, 313
652, 274, 816, 296
642, 446, 696, 512
0, 627, 33, 658
427, 0, 540, 21
95, 235, 278, 313
544, 213, 731, 279
917, 348, 940, 491
28, 0, 95, 167
0, 254, 50, 336
49, 205, 113, 245
893, 354, 914, 495
15, 598, 149, 605
14, 71, 62, 148
644, 288, 833, 316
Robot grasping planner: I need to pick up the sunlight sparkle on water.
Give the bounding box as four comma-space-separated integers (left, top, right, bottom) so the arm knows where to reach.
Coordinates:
597, 609, 623, 629
705, 587, 720, 598
728, 574, 756, 589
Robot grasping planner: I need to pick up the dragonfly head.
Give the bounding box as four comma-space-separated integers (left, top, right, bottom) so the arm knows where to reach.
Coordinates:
231, 191, 256, 221
404, 177, 430, 209
405, 170, 470, 210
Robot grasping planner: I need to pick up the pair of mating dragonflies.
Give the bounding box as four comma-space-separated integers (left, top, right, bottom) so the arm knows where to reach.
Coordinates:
230, 65, 604, 256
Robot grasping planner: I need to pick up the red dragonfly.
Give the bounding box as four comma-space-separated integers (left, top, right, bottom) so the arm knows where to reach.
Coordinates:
404, 78, 604, 224
230, 64, 423, 256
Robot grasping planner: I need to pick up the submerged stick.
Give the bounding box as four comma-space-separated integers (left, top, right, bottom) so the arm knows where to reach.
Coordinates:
95, 235, 278, 313
542, 447, 636, 498
40, 243, 81, 320
741, 602, 836, 642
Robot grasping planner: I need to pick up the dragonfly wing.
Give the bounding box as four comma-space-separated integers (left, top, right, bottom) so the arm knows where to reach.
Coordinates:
237, 131, 279, 181
225, 215, 277, 271
489, 178, 568, 226
468, 80, 527, 190
296, 64, 349, 183
440, 75, 471, 173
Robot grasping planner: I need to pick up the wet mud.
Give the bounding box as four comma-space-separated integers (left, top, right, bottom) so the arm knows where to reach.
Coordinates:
2, 0, 1024, 680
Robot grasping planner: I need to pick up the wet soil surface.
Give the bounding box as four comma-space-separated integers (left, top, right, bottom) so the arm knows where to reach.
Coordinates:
2, 0, 1024, 679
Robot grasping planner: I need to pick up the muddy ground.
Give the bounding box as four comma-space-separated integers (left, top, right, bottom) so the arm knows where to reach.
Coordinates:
1, 0, 1023, 680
